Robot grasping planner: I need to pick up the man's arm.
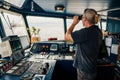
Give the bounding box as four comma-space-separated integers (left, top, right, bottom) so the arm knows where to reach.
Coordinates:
65, 23, 76, 42
65, 16, 80, 42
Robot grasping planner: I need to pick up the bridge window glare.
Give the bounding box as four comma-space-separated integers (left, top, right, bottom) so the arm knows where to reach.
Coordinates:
0, 12, 28, 37
102, 22, 107, 30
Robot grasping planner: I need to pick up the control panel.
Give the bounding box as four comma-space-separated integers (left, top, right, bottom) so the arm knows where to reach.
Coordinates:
20, 60, 56, 80
30, 41, 66, 54
0, 40, 74, 80
6, 60, 33, 75
48, 54, 73, 60
30, 40, 76, 54
0, 60, 14, 75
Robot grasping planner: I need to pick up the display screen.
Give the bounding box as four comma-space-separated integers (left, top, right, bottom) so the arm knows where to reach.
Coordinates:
19, 36, 30, 50
10, 40, 22, 52
12, 50, 23, 62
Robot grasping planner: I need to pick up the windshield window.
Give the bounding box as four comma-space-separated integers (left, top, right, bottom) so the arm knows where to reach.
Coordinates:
27, 16, 64, 41
0, 12, 28, 36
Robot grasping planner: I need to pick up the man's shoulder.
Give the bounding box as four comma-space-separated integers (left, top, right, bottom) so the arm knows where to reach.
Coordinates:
77, 28, 87, 33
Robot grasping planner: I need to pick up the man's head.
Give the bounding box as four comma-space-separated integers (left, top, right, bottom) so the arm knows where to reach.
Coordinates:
82, 8, 100, 27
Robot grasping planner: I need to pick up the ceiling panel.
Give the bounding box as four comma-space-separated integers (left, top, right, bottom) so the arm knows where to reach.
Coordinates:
4, 0, 25, 8
34, 0, 111, 15
1, 0, 120, 18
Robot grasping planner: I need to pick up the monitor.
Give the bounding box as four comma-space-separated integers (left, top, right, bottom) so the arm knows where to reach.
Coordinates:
19, 36, 30, 50
98, 40, 109, 59
0, 35, 23, 58
10, 40, 22, 52
12, 50, 24, 62
105, 37, 112, 47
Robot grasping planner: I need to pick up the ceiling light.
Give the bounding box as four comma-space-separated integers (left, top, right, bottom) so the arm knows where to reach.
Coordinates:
55, 4, 65, 12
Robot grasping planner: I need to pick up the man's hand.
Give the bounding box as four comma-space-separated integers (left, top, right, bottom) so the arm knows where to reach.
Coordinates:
65, 16, 80, 42
72, 16, 80, 25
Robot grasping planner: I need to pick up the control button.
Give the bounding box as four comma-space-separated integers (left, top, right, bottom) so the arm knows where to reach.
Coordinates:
45, 62, 49, 69
42, 68, 47, 74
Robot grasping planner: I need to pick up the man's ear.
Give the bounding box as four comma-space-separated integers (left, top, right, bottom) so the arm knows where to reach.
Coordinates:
83, 17, 87, 21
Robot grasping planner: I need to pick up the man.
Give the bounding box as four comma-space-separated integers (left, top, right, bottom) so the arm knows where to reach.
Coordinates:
65, 8, 102, 80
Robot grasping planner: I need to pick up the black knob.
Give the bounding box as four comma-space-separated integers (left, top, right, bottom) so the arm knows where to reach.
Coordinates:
45, 63, 49, 69
42, 68, 47, 74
